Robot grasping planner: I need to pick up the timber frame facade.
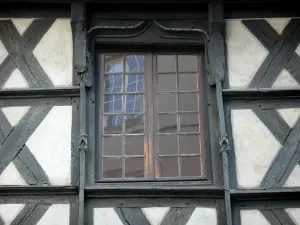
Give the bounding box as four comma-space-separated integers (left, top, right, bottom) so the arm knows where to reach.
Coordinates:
0, 0, 300, 225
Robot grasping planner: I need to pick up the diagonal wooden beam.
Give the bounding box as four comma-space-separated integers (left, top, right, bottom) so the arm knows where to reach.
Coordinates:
0, 19, 55, 88
242, 19, 300, 88
260, 209, 283, 225
271, 209, 297, 225
0, 109, 50, 185
0, 56, 17, 88
160, 207, 196, 225
0, 106, 52, 176
253, 109, 291, 145
114, 208, 151, 225
260, 119, 300, 188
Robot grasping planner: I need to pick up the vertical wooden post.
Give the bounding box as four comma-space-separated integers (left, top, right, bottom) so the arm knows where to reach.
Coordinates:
71, 2, 87, 225
208, 1, 233, 225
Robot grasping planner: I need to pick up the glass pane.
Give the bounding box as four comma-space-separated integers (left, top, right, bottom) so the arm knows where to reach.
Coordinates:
103, 136, 122, 156
105, 55, 123, 73
103, 115, 123, 134
125, 55, 144, 73
179, 93, 198, 112
103, 158, 122, 178
104, 95, 123, 113
125, 94, 144, 113
104, 74, 123, 93
125, 157, 144, 178
159, 135, 178, 155
158, 94, 177, 112
158, 157, 178, 177
179, 135, 200, 154
158, 74, 176, 92
125, 136, 144, 155
181, 156, 201, 177
178, 55, 197, 72
125, 75, 144, 93
125, 114, 144, 134
180, 114, 199, 132
157, 55, 176, 73
178, 73, 197, 91
158, 114, 177, 133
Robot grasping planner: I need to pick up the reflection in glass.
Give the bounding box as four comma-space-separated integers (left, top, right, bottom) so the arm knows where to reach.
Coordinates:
105, 55, 123, 73
103, 158, 122, 178
158, 74, 176, 92
125, 114, 144, 134
125, 75, 144, 93
181, 156, 201, 176
104, 95, 123, 113
159, 135, 178, 155
179, 135, 200, 154
159, 157, 178, 177
104, 74, 123, 93
125, 157, 144, 178
157, 55, 176, 73
103, 115, 123, 133
103, 136, 122, 156
125, 55, 144, 73
179, 93, 198, 112
125, 94, 144, 113
178, 55, 197, 72
178, 73, 197, 91
158, 114, 177, 133
158, 94, 177, 112
180, 114, 199, 132
125, 136, 144, 155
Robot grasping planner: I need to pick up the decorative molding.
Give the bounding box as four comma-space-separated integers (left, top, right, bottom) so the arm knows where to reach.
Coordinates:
87, 19, 209, 44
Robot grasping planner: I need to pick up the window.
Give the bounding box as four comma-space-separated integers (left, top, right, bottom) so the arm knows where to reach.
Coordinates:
96, 51, 209, 181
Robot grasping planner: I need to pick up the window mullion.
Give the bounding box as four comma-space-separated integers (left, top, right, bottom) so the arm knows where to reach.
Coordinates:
145, 52, 155, 179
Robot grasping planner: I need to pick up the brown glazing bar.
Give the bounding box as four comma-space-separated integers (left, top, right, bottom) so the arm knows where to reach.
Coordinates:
122, 55, 126, 178
176, 54, 181, 178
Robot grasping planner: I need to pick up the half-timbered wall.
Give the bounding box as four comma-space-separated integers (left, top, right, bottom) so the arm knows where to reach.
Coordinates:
226, 17, 300, 225
0, 1, 300, 225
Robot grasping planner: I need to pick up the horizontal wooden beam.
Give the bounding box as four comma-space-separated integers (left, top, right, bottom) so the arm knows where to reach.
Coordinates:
0, 87, 80, 99
231, 188, 300, 201
223, 88, 300, 101
85, 185, 224, 198
0, 186, 78, 195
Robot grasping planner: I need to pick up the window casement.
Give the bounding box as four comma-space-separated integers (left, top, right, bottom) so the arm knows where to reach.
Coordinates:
96, 51, 210, 181
86, 16, 218, 186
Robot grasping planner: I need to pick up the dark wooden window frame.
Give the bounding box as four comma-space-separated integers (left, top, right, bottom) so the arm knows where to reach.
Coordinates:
96, 50, 211, 182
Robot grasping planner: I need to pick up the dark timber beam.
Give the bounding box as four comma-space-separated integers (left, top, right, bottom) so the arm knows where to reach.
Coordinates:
208, 1, 233, 225
71, 2, 87, 225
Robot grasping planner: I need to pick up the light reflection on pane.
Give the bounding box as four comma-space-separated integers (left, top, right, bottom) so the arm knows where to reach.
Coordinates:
125, 55, 144, 73
179, 93, 198, 112
125, 114, 144, 134
105, 55, 123, 73
158, 114, 177, 133
125, 157, 144, 178
104, 95, 123, 113
180, 114, 199, 132
125, 136, 144, 155
178, 73, 197, 91
157, 55, 176, 73
103, 136, 122, 156
158, 74, 176, 92
125, 94, 144, 113
178, 55, 197, 72
103, 158, 122, 178
159, 135, 178, 155
158, 94, 177, 112
125, 75, 144, 93
159, 157, 178, 177
181, 156, 201, 177
103, 115, 123, 134
179, 135, 200, 154
104, 74, 123, 93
